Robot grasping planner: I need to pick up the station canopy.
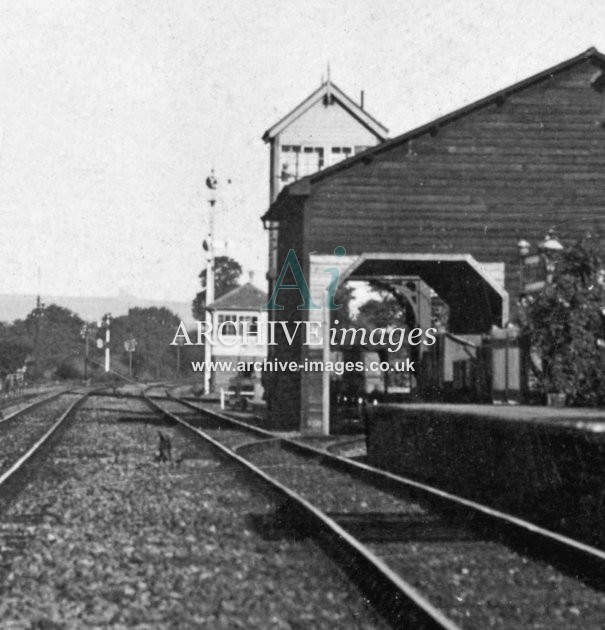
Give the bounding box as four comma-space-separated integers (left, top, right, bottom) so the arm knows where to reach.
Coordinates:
341, 253, 508, 334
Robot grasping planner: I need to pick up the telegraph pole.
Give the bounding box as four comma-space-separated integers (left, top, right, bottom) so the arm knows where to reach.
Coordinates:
203, 170, 217, 395
32, 268, 45, 378
33, 294, 45, 377
80, 324, 92, 381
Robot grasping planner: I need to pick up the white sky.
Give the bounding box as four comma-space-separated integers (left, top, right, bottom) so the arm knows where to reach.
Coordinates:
1, 0, 605, 303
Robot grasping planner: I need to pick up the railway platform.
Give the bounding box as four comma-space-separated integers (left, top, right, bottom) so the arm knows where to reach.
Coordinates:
366, 402, 605, 547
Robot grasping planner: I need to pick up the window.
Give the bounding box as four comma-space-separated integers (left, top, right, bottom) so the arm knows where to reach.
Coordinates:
299, 147, 324, 176
216, 313, 259, 338
281, 145, 324, 183
239, 315, 259, 336
280, 146, 300, 184
330, 146, 353, 165
240, 315, 258, 337
217, 314, 237, 336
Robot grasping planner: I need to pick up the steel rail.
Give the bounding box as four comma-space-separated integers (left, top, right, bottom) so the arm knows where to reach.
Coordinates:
325, 436, 366, 455
167, 394, 605, 590
232, 437, 283, 456
144, 392, 463, 630
0, 393, 37, 412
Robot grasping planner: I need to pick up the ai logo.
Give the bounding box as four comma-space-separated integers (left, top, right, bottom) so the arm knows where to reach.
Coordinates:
262, 246, 347, 311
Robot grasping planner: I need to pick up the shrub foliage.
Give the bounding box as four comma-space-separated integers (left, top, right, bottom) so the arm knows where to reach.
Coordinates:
523, 234, 605, 405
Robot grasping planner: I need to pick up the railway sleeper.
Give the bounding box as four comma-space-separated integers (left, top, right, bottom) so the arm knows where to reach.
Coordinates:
117, 414, 175, 426
327, 511, 482, 543
246, 503, 314, 541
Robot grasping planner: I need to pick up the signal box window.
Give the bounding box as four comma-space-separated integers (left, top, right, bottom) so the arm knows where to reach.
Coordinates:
217, 314, 237, 336
217, 313, 259, 338
239, 315, 259, 336
331, 146, 352, 165
281, 145, 324, 182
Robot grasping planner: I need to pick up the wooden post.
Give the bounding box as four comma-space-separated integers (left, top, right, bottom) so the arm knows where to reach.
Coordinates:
322, 298, 330, 436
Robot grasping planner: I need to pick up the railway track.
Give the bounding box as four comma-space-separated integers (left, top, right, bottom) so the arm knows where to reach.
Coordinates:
148, 392, 605, 630
0, 388, 389, 627
0, 390, 91, 507
144, 392, 457, 629
0, 387, 88, 476
0, 388, 67, 418
0, 392, 37, 412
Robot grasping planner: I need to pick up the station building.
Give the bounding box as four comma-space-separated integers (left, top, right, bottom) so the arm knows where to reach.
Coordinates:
261, 48, 605, 432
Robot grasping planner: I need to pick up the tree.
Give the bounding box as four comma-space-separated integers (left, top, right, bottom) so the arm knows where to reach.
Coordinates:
111, 307, 181, 379
192, 255, 243, 320
330, 283, 356, 328
353, 293, 412, 395
355, 296, 409, 333
0, 338, 31, 375
367, 279, 417, 325
523, 234, 605, 405
10, 304, 85, 378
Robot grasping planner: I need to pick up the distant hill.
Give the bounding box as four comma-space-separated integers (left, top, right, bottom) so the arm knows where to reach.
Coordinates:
0, 291, 195, 326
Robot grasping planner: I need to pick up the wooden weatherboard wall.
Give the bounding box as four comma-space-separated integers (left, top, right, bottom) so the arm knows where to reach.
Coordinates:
268, 49, 605, 299
262, 48, 605, 430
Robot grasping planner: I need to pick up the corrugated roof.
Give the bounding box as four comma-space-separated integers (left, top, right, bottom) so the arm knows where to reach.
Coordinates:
262, 79, 389, 142
262, 47, 605, 223
206, 283, 267, 311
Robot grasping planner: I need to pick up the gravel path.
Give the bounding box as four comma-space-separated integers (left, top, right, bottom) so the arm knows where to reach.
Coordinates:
0, 395, 387, 629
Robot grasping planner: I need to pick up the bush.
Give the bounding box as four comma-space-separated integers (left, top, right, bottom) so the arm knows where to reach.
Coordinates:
55, 361, 82, 381
523, 234, 605, 405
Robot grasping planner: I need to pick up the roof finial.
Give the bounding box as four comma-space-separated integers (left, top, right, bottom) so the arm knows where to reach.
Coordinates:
325, 61, 332, 104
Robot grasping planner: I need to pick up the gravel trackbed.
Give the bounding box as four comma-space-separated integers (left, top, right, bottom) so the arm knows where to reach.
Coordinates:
0, 395, 387, 629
